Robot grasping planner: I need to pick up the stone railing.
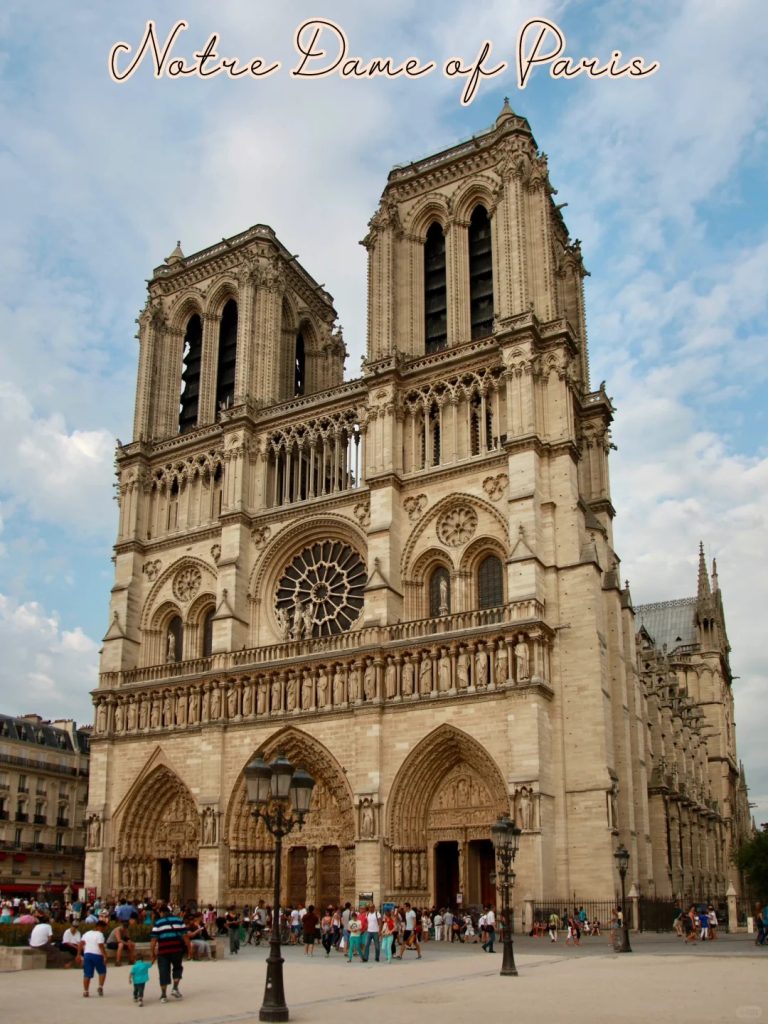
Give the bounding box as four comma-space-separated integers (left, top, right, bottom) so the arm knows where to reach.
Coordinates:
100, 599, 545, 690
94, 609, 553, 739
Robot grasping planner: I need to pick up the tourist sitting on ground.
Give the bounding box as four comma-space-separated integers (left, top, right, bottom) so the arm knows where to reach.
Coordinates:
106, 921, 136, 964
60, 917, 82, 961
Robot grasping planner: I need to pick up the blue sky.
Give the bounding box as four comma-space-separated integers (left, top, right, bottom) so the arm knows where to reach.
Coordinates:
0, 1, 766, 821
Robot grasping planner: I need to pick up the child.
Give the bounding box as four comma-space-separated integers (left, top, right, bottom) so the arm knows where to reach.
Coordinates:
129, 952, 151, 1006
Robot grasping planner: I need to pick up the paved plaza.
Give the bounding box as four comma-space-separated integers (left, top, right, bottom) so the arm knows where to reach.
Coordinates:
2, 934, 765, 1024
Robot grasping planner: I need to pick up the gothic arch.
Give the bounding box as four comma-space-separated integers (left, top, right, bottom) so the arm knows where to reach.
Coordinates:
140, 555, 218, 632
205, 277, 240, 319
406, 194, 451, 240
115, 762, 200, 862
400, 491, 509, 582
387, 724, 510, 848
167, 288, 206, 333
459, 534, 508, 575
410, 546, 456, 584
452, 176, 500, 222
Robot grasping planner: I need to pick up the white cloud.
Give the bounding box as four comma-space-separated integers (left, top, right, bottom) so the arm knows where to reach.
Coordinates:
0, 593, 97, 726
0, 382, 116, 536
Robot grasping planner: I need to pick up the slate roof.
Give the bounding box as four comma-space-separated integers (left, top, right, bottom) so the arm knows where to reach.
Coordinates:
0, 714, 90, 754
634, 598, 698, 653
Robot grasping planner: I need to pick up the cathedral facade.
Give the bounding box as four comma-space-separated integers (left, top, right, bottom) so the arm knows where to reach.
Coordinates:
86, 102, 750, 912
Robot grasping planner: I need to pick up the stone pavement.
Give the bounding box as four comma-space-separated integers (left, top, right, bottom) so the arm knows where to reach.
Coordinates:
2, 934, 765, 1024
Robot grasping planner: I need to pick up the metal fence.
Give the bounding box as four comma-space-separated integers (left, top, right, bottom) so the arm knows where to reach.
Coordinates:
532, 899, 617, 931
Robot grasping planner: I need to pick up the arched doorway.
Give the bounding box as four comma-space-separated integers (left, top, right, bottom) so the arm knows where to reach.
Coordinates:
387, 725, 510, 910
225, 728, 356, 908
116, 765, 201, 905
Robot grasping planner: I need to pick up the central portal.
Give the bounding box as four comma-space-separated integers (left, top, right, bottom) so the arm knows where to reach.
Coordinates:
434, 841, 459, 909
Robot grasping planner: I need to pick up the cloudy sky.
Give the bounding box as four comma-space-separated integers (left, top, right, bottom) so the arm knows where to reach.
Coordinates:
1, 2, 766, 821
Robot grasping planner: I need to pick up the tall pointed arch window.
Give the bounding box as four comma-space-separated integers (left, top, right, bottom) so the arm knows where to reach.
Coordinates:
477, 554, 503, 609
469, 205, 494, 338
424, 222, 447, 353
294, 331, 306, 396
215, 299, 238, 412
202, 607, 215, 658
179, 314, 202, 433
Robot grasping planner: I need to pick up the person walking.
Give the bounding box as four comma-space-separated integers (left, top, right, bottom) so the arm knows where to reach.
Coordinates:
150, 904, 191, 1003
395, 902, 422, 959
302, 905, 319, 956
381, 908, 396, 963
129, 952, 151, 1006
347, 912, 363, 961
362, 903, 381, 962
481, 904, 496, 953
79, 920, 108, 998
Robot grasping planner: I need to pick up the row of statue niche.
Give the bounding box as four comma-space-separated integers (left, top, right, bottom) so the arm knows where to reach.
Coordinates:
97, 636, 535, 734
229, 851, 275, 888
118, 858, 153, 891
274, 597, 316, 642
393, 849, 428, 889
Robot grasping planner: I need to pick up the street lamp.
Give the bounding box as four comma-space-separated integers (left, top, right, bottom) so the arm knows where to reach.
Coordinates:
245, 753, 315, 1022
613, 844, 632, 953
490, 814, 522, 976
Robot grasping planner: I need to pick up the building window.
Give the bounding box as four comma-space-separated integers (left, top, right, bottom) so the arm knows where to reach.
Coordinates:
429, 566, 451, 618
294, 331, 306, 396
14, 828, 22, 847
179, 313, 203, 433
468, 205, 494, 338
424, 222, 447, 354
215, 299, 238, 412
18, 774, 27, 793
168, 615, 183, 663
477, 555, 503, 609
202, 607, 215, 658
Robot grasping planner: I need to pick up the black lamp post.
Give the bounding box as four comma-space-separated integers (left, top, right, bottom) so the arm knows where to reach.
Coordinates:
490, 814, 522, 976
245, 753, 315, 1023
613, 843, 632, 953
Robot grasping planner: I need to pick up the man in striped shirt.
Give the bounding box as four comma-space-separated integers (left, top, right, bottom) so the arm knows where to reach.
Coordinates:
150, 906, 191, 1003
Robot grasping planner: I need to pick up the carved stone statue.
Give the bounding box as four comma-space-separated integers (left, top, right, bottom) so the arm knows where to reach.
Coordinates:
138, 697, 149, 730
401, 659, 414, 696
348, 665, 361, 702
363, 661, 376, 700
332, 666, 345, 705
361, 799, 375, 838
419, 654, 432, 694
457, 649, 470, 690
175, 691, 187, 726
514, 635, 530, 682
162, 692, 173, 727
200, 686, 210, 722
210, 685, 221, 720
271, 678, 282, 712
227, 684, 239, 718
291, 596, 304, 641
87, 815, 101, 848
150, 698, 161, 729
495, 643, 509, 685
438, 649, 451, 692
242, 681, 253, 716
114, 702, 125, 732
302, 671, 313, 709
127, 699, 137, 731
275, 606, 291, 641
286, 674, 298, 711
438, 576, 449, 616
475, 648, 488, 688
96, 701, 107, 734
317, 668, 329, 707
385, 658, 397, 699
257, 680, 267, 714
518, 785, 532, 829
302, 601, 315, 640
188, 689, 199, 725
166, 629, 176, 662
394, 850, 403, 888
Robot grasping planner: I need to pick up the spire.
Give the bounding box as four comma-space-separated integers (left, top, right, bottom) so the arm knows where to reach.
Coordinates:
711, 557, 719, 592
495, 96, 515, 127
165, 240, 185, 266
697, 541, 711, 600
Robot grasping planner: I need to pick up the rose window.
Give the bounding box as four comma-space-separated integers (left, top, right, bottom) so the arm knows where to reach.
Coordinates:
276, 541, 366, 637
437, 505, 478, 547
173, 565, 202, 601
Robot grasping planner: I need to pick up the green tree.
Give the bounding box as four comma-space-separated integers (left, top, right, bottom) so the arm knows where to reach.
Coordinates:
736, 829, 768, 898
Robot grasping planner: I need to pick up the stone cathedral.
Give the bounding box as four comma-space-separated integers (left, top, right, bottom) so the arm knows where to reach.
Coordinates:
86, 101, 750, 912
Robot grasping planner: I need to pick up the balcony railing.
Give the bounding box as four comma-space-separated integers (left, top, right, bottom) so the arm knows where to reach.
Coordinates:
100, 598, 546, 689
33, 814, 46, 825
15, 812, 28, 822
56, 818, 69, 828
0, 809, 8, 820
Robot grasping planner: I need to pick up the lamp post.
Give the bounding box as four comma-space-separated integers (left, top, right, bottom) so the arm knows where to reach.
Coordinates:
245, 753, 315, 1023
490, 814, 522, 976
613, 844, 632, 953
